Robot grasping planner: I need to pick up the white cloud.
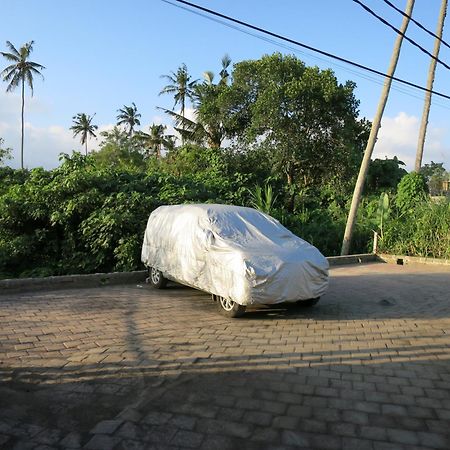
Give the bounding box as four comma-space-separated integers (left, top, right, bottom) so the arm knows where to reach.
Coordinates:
373, 112, 450, 170
1, 121, 75, 169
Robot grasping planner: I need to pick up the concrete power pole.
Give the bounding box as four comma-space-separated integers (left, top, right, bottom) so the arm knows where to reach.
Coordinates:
415, 0, 448, 173
341, 0, 415, 256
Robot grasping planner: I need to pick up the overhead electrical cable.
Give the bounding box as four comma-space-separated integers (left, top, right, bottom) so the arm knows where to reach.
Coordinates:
163, 0, 450, 101
353, 0, 450, 71
164, 0, 450, 110
382, 0, 450, 50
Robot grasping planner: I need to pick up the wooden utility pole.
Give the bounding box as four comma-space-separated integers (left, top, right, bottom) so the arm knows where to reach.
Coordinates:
341, 0, 415, 256
415, 0, 448, 172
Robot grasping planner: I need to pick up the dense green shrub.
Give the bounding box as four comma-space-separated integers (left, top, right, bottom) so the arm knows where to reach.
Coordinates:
395, 172, 428, 214
0, 152, 252, 278
380, 199, 450, 259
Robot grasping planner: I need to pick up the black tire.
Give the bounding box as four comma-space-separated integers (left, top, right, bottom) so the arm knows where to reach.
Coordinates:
147, 267, 167, 289
213, 294, 246, 318
297, 297, 320, 307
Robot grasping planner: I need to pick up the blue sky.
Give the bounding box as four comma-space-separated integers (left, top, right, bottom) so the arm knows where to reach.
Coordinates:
1, 0, 449, 170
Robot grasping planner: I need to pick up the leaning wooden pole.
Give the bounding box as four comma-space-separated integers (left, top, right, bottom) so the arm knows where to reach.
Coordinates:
341, 0, 415, 256
415, 0, 447, 172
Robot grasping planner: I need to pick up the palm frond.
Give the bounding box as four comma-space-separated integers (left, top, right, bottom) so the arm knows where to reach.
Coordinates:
0, 52, 20, 63
5, 72, 21, 91
25, 70, 34, 94
4, 41, 20, 58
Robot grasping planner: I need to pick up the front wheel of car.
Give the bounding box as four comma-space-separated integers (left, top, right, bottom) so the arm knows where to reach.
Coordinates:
297, 297, 320, 307
148, 267, 167, 289
213, 294, 246, 318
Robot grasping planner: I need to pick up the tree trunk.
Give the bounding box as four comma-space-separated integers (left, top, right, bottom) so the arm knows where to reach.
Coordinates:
181, 98, 185, 146
85, 137, 88, 156
21, 78, 25, 169
286, 165, 295, 213
341, 0, 415, 255
415, 0, 447, 172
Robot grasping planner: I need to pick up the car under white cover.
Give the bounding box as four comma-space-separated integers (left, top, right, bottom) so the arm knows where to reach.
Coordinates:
141, 204, 329, 317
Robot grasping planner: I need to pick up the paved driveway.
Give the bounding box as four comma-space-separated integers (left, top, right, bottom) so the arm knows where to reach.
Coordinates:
1, 262, 450, 449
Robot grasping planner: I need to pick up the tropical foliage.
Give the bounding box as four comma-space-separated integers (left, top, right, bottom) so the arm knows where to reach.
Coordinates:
1, 52, 449, 279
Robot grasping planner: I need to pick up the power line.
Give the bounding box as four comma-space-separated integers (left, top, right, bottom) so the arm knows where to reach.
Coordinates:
163, 0, 450, 101
382, 0, 450, 50
165, 0, 450, 110
353, 0, 450, 70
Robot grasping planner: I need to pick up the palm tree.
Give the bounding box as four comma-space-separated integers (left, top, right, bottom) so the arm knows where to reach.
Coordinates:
137, 124, 175, 158
341, 0, 415, 255
415, 0, 448, 172
218, 53, 231, 85
0, 40, 45, 169
116, 102, 141, 136
159, 64, 198, 143
70, 113, 98, 155
159, 55, 232, 149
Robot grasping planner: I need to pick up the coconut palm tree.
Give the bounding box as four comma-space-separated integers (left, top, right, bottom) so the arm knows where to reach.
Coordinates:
116, 102, 141, 136
415, 0, 448, 172
218, 53, 231, 85
0, 40, 45, 169
159, 56, 232, 149
341, 0, 415, 255
70, 113, 98, 155
137, 124, 175, 158
159, 64, 197, 143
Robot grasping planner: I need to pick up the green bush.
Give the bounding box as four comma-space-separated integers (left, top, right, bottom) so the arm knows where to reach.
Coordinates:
380, 199, 450, 259
395, 172, 428, 214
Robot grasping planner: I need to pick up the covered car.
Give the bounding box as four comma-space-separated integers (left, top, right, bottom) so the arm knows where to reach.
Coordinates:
141, 204, 329, 317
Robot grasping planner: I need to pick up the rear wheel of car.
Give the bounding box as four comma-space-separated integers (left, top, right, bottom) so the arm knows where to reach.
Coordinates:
148, 267, 167, 289
213, 294, 246, 318
297, 297, 320, 307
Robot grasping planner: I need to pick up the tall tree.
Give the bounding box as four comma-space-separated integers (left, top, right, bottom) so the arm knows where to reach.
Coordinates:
159, 64, 197, 142
0, 41, 45, 169
225, 53, 367, 211
116, 102, 141, 136
341, 0, 415, 255
415, 0, 448, 172
137, 124, 174, 158
70, 113, 98, 155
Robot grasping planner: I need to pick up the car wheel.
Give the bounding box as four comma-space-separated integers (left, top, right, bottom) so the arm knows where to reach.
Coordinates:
213, 294, 246, 318
148, 267, 167, 289
297, 297, 320, 307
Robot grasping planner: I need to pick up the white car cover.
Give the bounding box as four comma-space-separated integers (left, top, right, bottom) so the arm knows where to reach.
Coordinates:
141, 204, 329, 306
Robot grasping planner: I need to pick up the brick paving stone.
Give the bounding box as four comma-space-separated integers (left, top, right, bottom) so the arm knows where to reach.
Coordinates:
417, 431, 449, 449
170, 430, 204, 448
342, 410, 369, 425
169, 415, 197, 431
297, 418, 328, 434
83, 434, 120, 449
386, 428, 420, 446
242, 411, 273, 426
330, 422, 358, 438
34, 429, 63, 445
90, 419, 123, 434
381, 404, 409, 416
342, 437, 374, 450
272, 416, 298, 430
249, 426, 279, 443
59, 431, 84, 448
281, 430, 310, 447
